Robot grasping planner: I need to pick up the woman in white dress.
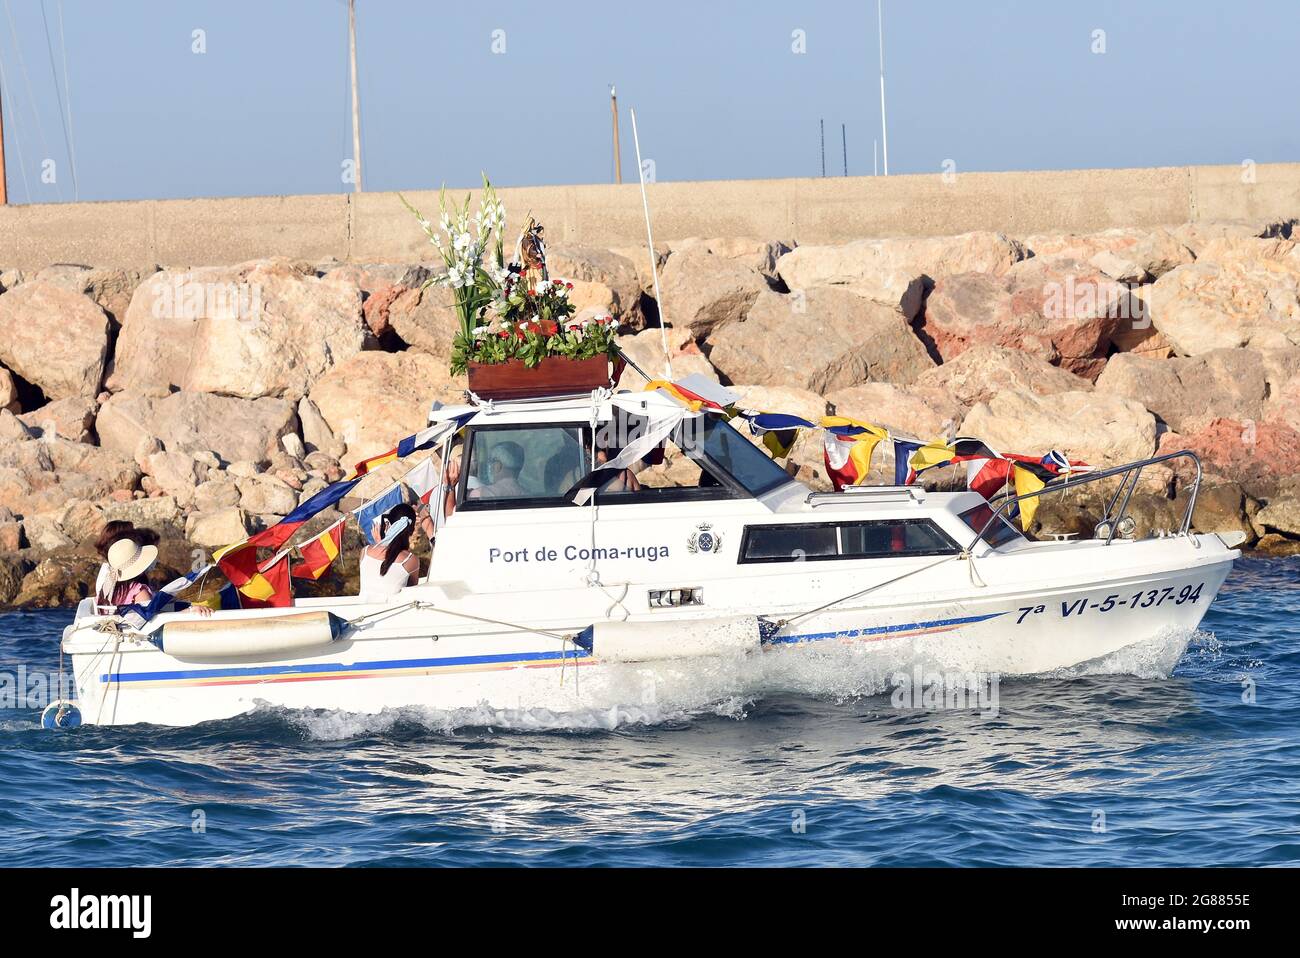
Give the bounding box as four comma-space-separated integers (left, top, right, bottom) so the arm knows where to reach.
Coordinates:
359, 504, 421, 598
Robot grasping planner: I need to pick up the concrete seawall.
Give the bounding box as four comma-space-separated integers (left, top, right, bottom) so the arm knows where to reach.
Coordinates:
2, 163, 1298, 270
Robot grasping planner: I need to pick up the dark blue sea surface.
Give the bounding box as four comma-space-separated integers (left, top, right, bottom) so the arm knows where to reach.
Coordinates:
1, 557, 1296, 867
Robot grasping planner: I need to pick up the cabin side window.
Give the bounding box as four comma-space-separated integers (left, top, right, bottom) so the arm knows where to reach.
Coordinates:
459, 425, 588, 508
739, 519, 959, 564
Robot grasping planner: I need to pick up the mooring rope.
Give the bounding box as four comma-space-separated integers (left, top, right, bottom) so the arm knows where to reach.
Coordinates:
345, 599, 579, 644
769, 552, 970, 630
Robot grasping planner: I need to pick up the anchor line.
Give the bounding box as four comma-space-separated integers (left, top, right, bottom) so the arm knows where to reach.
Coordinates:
767, 552, 969, 630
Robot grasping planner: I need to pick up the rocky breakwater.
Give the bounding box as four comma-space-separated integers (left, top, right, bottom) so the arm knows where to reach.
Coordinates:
2, 216, 1299, 607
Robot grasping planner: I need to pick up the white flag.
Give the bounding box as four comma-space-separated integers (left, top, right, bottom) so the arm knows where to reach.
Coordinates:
402, 457, 440, 505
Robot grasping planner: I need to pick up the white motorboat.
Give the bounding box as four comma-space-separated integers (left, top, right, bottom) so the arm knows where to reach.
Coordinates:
57, 383, 1239, 728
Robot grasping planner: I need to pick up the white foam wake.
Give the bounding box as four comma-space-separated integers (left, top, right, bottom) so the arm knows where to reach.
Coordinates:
277, 627, 1208, 739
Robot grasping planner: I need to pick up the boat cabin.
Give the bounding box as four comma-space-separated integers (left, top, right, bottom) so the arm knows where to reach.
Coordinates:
422, 390, 1023, 618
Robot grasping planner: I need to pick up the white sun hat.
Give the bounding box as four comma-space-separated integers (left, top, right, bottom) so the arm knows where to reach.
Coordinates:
106, 536, 158, 583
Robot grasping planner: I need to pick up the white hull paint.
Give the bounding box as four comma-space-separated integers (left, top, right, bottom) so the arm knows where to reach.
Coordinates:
65, 534, 1235, 728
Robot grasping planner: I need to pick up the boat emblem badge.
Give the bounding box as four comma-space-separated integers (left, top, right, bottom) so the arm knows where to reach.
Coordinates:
688, 523, 722, 555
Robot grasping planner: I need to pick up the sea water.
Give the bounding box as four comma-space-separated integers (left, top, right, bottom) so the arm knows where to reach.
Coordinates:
1, 557, 1296, 867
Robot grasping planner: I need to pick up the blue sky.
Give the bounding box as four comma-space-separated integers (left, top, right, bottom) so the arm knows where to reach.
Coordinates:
1, 0, 1297, 203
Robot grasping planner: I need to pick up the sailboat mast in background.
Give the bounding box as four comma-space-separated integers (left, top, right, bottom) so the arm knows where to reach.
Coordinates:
348, 0, 362, 192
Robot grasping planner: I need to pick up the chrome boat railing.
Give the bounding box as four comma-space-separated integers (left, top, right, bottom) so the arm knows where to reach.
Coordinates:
966, 450, 1204, 551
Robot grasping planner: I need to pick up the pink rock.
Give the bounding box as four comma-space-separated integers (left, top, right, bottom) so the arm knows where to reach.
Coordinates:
362, 284, 406, 339
919, 259, 1133, 380
1160, 417, 1300, 495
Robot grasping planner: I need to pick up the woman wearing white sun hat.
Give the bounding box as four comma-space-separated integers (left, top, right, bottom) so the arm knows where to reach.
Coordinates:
94, 537, 212, 617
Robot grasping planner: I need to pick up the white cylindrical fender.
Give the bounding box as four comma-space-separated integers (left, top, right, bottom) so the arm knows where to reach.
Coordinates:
158, 611, 350, 660
591, 615, 761, 663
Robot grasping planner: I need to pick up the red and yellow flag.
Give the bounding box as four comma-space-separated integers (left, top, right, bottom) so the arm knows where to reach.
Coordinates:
291, 519, 345, 581
215, 542, 293, 607
240, 552, 292, 608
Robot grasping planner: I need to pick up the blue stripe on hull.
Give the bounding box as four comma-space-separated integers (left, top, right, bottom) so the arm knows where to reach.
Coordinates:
102, 646, 591, 684
99, 611, 1003, 685
770, 611, 1005, 645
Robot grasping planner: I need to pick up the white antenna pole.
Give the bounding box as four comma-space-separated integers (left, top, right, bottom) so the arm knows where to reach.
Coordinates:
630, 107, 673, 381
877, 0, 889, 176
348, 0, 362, 192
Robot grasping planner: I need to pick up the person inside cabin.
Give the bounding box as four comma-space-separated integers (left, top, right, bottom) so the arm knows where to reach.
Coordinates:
593, 446, 641, 495
360, 504, 421, 597
473, 441, 527, 499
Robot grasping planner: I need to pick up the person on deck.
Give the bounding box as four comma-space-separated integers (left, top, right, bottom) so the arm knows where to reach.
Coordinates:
92, 521, 158, 610
94, 536, 212, 617
360, 504, 421, 597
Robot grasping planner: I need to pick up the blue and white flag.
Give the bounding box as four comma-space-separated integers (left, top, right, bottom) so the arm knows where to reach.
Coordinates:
354, 480, 406, 545
119, 565, 213, 631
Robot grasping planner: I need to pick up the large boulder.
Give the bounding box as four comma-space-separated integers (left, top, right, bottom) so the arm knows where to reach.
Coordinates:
185, 507, 250, 550
309, 351, 464, 465
96, 390, 298, 465
18, 397, 97, 443
34, 264, 158, 327
235, 475, 298, 517
0, 556, 26, 605
0, 408, 30, 444
385, 282, 459, 358
1253, 489, 1300, 538
0, 438, 140, 516
913, 344, 1093, 408
1024, 228, 1193, 282
107, 259, 366, 400
656, 250, 770, 338
12, 554, 101, 608
615, 326, 718, 390
0, 281, 110, 399
1170, 218, 1297, 258
1095, 349, 1282, 432
1147, 238, 1300, 355
961, 390, 1157, 465
919, 258, 1135, 379
775, 231, 1027, 320
298, 396, 343, 457
665, 237, 795, 284
0, 365, 19, 412
705, 287, 933, 393
825, 383, 964, 440
1158, 418, 1300, 497
100, 495, 183, 532
546, 246, 644, 324
142, 450, 203, 507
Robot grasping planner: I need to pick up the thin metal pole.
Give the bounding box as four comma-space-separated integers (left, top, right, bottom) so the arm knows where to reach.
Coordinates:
0, 68, 7, 205
819, 118, 825, 177
348, 0, 362, 192
877, 0, 889, 176
629, 107, 673, 380
841, 123, 847, 176
610, 85, 621, 184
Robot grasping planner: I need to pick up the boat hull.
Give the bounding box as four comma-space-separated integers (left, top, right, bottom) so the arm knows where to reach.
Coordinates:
63, 539, 1235, 728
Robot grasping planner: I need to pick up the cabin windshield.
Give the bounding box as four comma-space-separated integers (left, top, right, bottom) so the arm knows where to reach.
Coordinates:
677, 416, 792, 497
455, 413, 792, 511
